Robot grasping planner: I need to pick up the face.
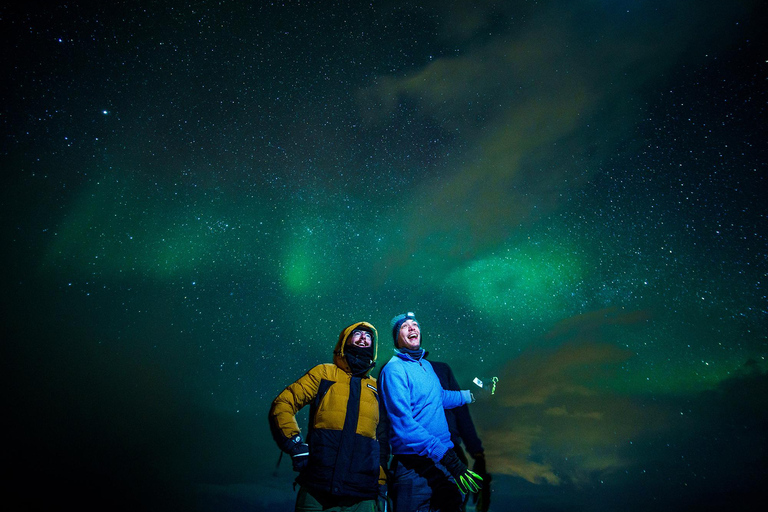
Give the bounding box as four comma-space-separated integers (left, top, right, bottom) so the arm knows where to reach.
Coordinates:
397, 319, 421, 349
347, 329, 373, 348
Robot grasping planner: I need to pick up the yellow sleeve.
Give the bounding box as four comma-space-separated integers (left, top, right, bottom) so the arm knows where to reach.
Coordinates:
268, 364, 325, 449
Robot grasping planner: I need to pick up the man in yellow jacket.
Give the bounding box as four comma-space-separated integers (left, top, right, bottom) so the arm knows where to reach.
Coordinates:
269, 322, 385, 512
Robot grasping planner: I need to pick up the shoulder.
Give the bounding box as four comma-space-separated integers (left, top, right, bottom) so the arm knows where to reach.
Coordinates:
381, 355, 407, 373
380, 355, 398, 369
309, 363, 335, 372
305, 363, 341, 379
429, 360, 447, 371
428, 360, 451, 377
381, 358, 417, 386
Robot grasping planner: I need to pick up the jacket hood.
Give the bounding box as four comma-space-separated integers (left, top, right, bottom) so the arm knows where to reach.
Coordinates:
334, 321, 378, 377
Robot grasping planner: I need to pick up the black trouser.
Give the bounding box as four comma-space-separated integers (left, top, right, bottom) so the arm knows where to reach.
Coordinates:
389, 454, 463, 512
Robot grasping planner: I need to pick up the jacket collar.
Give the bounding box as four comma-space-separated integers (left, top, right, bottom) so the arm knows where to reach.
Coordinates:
395, 347, 426, 362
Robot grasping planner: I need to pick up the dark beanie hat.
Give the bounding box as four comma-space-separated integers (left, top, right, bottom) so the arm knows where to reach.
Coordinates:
390, 312, 418, 346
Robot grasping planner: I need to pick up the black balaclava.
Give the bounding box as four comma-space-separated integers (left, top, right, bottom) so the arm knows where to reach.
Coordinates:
345, 345, 375, 376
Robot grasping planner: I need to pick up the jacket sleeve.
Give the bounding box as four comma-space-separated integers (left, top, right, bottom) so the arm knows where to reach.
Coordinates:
452, 404, 484, 455
431, 361, 470, 410
441, 364, 485, 455
268, 364, 324, 452
441, 388, 469, 410
380, 364, 452, 463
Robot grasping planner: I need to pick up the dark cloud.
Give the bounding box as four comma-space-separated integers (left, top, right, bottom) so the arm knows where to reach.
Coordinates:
470, 310, 768, 510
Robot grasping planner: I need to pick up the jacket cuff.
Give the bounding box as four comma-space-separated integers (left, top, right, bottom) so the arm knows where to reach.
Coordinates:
282, 434, 304, 454
432, 444, 450, 464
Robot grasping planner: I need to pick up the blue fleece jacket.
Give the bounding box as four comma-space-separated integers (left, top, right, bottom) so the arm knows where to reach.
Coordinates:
379, 349, 472, 463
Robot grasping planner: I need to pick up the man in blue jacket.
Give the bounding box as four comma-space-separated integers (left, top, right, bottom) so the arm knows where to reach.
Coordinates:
379, 312, 483, 512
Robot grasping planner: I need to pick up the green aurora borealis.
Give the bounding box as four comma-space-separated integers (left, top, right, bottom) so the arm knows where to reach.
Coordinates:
3, 1, 767, 510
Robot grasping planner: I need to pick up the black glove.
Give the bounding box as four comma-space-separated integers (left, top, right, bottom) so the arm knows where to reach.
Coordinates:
473, 472, 492, 512
471, 452, 491, 512
440, 449, 483, 494
377, 483, 387, 512
471, 452, 486, 475
286, 435, 309, 472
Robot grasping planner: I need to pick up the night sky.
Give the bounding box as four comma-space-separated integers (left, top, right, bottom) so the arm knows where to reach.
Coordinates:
3, 1, 767, 511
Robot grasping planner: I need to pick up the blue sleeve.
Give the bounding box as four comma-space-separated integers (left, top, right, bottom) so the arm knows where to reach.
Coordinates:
380, 363, 452, 463
429, 361, 470, 409
441, 388, 469, 409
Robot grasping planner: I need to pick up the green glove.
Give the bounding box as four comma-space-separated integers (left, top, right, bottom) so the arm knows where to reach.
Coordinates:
440, 449, 483, 494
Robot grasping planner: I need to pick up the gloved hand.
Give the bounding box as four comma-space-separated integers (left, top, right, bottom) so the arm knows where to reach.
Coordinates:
474, 472, 492, 512
440, 449, 483, 494
286, 435, 309, 472
377, 483, 387, 512
471, 452, 491, 512
377, 465, 389, 511
471, 452, 486, 475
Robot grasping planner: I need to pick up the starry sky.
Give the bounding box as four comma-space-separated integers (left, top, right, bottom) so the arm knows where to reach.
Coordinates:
2, 1, 767, 511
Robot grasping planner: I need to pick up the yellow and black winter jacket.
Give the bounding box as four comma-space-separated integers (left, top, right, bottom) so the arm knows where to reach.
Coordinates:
269, 322, 383, 498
